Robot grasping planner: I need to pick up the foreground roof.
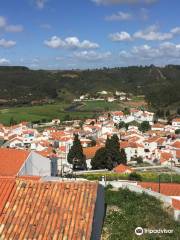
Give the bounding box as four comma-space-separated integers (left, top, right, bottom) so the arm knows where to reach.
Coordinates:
0, 148, 30, 176
0, 177, 98, 240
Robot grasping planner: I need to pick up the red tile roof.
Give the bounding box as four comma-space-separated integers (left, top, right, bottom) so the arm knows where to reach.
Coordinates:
176, 150, 180, 159
171, 141, 180, 149
172, 199, 180, 210
0, 148, 30, 176
160, 152, 173, 163
0, 178, 99, 240
83, 145, 102, 159
112, 111, 124, 116
113, 164, 133, 174
152, 123, 165, 128
120, 141, 129, 149
0, 177, 15, 215
138, 182, 180, 196
172, 118, 180, 123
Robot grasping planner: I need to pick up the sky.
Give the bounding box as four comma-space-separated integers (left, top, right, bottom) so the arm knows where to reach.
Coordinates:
1, 0, 180, 69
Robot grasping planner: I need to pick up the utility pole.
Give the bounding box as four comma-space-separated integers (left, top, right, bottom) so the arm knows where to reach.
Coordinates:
170, 158, 173, 183
61, 156, 63, 179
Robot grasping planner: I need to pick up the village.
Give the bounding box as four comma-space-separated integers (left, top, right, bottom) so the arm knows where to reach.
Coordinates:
1, 106, 180, 239
0, 107, 180, 174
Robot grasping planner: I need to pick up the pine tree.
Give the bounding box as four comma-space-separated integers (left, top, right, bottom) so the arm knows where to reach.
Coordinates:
111, 134, 120, 152
91, 147, 110, 170
67, 134, 87, 170
139, 121, 151, 132
119, 148, 127, 165
9, 117, 17, 126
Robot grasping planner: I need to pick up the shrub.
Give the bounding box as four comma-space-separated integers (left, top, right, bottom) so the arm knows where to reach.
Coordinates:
128, 172, 142, 181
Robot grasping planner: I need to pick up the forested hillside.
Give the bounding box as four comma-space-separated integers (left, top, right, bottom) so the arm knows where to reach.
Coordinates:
0, 65, 180, 108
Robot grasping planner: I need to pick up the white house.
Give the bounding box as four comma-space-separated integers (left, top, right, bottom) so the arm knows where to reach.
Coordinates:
0, 148, 51, 176
172, 118, 180, 129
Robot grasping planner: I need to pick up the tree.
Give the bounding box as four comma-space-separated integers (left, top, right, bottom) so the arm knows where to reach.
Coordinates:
134, 156, 143, 164
111, 134, 120, 152
119, 148, 127, 165
128, 172, 142, 181
108, 113, 111, 120
118, 121, 126, 129
175, 129, 180, 134
91, 147, 111, 170
139, 121, 151, 132
123, 107, 130, 115
9, 117, 17, 126
125, 123, 129, 130
155, 109, 165, 118
165, 109, 170, 118
63, 114, 71, 121
67, 134, 87, 170
91, 134, 122, 170
177, 108, 180, 116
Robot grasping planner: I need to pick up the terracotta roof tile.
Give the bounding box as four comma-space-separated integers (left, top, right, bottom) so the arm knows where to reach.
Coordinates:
152, 123, 165, 128
0, 148, 30, 176
113, 164, 133, 174
172, 118, 180, 123
83, 146, 102, 159
176, 150, 180, 159
160, 152, 173, 163
0, 177, 15, 215
172, 199, 180, 210
139, 182, 180, 196
0, 178, 99, 240
171, 141, 180, 149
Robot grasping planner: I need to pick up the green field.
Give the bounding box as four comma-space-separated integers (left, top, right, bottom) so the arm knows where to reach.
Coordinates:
80, 100, 123, 111
0, 100, 123, 125
0, 103, 93, 125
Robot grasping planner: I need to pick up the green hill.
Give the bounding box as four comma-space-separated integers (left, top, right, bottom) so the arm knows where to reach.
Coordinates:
0, 65, 180, 109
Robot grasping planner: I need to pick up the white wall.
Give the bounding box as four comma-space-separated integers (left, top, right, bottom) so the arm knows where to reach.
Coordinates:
18, 151, 51, 176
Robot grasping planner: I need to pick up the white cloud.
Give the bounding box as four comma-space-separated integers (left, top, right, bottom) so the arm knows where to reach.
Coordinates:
133, 25, 173, 41
0, 15, 23, 33
110, 31, 132, 41
119, 42, 180, 65
44, 36, 65, 48
0, 16, 6, 28
73, 50, 111, 61
5, 25, 24, 32
171, 27, 180, 35
105, 11, 132, 21
0, 38, 16, 48
32, 58, 39, 63
35, 0, 48, 9
92, 0, 158, 5
44, 36, 99, 49
140, 8, 149, 20
110, 25, 180, 43
55, 56, 64, 61
40, 23, 52, 29
0, 58, 10, 65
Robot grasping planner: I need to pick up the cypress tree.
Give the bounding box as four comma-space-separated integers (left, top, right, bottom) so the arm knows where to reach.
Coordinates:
119, 148, 127, 165
67, 134, 87, 170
